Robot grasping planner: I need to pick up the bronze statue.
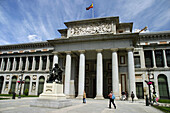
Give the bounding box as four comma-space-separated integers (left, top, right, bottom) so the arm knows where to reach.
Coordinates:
47, 63, 63, 83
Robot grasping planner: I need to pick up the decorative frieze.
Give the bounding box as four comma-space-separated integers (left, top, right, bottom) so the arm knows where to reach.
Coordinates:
70, 22, 112, 36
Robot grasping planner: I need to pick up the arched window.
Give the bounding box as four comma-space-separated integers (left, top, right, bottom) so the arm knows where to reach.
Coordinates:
11, 76, 17, 93
0, 76, 4, 94
23, 76, 30, 95
158, 74, 169, 99
38, 76, 45, 95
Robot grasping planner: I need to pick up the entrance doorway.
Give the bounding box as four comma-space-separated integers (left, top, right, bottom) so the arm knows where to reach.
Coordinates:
136, 82, 144, 99
158, 74, 169, 99
38, 76, 45, 95
11, 76, 17, 93
23, 76, 30, 95
0, 76, 4, 94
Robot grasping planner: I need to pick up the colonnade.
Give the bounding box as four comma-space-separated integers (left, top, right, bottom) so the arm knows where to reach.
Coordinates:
62, 48, 137, 99
0, 55, 53, 72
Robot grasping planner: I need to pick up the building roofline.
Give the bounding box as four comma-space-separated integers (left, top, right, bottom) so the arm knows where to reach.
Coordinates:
139, 31, 170, 36
64, 16, 119, 27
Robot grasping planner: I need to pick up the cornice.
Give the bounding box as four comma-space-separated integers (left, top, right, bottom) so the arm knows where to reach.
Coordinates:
48, 33, 139, 45
0, 42, 52, 50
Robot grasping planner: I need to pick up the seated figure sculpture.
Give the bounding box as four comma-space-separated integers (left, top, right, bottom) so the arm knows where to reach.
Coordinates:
47, 63, 63, 83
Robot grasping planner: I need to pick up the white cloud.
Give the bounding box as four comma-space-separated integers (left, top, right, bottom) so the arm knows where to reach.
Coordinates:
27, 35, 42, 42
0, 39, 11, 45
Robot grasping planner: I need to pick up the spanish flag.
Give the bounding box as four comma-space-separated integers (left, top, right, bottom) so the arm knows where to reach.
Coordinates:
86, 3, 93, 10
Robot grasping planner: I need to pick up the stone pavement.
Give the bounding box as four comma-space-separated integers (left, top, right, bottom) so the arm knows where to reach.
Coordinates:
0, 98, 163, 113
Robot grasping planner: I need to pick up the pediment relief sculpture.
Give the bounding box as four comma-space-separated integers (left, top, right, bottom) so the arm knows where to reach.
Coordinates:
70, 22, 112, 36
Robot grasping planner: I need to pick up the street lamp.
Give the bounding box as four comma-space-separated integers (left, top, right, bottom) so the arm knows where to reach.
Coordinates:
18, 71, 24, 99
145, 68, 153, 105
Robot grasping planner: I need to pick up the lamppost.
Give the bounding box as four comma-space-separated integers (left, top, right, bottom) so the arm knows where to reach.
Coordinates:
145, 68, 153, 105
18, 71, 24, 99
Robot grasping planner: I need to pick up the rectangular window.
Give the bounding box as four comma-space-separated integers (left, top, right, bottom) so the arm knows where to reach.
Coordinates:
22, 57, 26, 71
28, 57, 33, 70
166, 49, 170, 67
120, 56, 125, 64
0, 58, 1, 69
35, 56, 40, 70
134, 56, 141, 68
155, 50, 164, 67
144, 50, 153, 68
9, 58, 14, 71
42, 56, 47, 70
49, 55, 53, 70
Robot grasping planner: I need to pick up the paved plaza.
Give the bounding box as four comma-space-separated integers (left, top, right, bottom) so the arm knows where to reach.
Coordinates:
0, 98, 163, 113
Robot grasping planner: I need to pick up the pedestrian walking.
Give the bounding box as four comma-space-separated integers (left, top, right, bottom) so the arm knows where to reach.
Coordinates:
125, 91, 128, 100
108, 91, 116, 109
83, 91, 86, 103
131, 91, 135, 103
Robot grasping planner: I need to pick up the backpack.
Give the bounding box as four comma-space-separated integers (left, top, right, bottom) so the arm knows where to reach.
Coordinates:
112, 94, 115, 99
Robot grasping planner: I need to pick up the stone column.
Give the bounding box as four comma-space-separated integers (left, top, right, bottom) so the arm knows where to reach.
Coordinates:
46, 55, 50, 71
25, 57, 29, 71
127, 48, 137, 100
95, 49, 104, 99
111, 48, 119, 98
53, 52, 59, 67
1, 76, 6, 94
140, 49, 146, 68
12, 57, 16, 71
112, 23, 116, 34
5, 58, 10, 71
0, 58, 4, 71
152, 50, 157, 68
31, 56, 36, 71
163, 49, 168, 68
77, 50, 85, 99
64, 51, 71, 98
38, 56, 43, 71
18, 57, 23, 71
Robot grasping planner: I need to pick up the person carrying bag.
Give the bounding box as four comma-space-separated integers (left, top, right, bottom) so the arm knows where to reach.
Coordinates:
108, 91, 116, 109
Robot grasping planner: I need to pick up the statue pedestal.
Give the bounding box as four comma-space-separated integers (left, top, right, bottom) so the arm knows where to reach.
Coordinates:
39, 82, 66, 99
30, 82, 72, 109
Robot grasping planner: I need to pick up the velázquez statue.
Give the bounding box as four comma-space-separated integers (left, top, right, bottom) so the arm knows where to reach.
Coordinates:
47, 63, 63, 83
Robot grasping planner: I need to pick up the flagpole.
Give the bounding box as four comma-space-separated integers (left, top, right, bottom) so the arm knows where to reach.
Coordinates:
92, 8, 94, 18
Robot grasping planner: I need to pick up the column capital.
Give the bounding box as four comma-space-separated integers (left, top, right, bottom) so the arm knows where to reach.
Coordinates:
78, 50, 85, 53
111, 48, 118, 52
126, 48, 134, 52
96, 49, 103, 52
65, 51, 72, 54
52, 51, 61, 55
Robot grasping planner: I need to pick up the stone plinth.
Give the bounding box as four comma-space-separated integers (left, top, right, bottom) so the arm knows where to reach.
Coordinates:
39, 82, 66, 100
30, 82, 72, 109
30, 99, 72, 109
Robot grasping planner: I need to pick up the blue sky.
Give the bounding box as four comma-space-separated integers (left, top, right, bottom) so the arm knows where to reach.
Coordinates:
0, 0, 170, 45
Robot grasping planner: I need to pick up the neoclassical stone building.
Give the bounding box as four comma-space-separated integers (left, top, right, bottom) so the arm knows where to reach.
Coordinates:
0, 17, 169, 99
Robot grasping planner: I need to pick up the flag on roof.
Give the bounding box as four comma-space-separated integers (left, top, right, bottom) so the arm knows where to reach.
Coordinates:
86, 2, 93, 10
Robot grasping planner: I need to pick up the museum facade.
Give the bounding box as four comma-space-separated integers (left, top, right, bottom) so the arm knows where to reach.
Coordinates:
0, 17, 169, 99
